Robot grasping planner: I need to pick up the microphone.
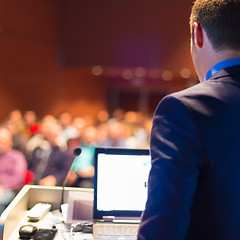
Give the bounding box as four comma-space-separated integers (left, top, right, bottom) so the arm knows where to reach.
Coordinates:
73, 147, 82, 156
60, 147, 82, 209
62, 147, 82, 188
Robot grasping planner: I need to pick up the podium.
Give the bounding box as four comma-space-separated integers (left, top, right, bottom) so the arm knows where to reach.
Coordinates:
0, 185, 93, 240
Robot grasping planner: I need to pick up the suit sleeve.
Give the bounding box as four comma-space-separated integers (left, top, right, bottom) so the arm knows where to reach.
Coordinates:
138, 95, 204, 240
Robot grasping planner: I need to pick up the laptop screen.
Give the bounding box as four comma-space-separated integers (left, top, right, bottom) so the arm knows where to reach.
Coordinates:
93, 147, 151, 220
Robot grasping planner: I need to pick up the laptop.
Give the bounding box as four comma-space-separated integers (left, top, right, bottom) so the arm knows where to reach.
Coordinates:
93, 147, 151, 240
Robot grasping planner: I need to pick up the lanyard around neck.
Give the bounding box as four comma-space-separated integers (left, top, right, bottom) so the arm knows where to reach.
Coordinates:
205, 58, 240, 81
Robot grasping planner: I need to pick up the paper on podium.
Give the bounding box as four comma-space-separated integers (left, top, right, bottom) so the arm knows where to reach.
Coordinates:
64, 191, 93, 223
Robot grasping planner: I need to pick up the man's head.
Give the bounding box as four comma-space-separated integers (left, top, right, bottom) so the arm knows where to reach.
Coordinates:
0, 128, 13, 154
43, 121, 62, 146
189, 0, 240, 82
190, 0, 240, 51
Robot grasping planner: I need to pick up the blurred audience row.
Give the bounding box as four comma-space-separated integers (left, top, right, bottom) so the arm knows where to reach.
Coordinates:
0, 109, 152, 213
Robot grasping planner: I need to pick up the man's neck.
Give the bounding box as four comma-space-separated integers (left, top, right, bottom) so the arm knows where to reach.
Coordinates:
215, 48, 240, 63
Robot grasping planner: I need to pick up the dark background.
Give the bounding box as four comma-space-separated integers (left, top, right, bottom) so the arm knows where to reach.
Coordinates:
0, 0, 197, 121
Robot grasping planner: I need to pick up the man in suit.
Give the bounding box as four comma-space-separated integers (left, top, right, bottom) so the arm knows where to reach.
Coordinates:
138, 0, 240, 239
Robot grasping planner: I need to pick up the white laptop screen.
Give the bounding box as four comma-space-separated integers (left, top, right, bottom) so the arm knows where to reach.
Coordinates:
93, 148, 151, 220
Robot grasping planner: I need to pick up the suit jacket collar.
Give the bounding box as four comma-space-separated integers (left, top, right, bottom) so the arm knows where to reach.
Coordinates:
205, 58, 240, 81
209, 64, 240, 81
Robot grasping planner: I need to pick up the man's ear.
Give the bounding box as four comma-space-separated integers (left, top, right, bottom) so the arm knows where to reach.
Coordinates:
193, 22, 204, 48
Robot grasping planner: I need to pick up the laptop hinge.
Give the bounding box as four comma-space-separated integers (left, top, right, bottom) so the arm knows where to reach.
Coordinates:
113, 217, 141, 224
103, 216, 115, 222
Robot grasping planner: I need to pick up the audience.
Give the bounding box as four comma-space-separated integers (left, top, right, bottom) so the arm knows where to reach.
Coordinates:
27, 121, 72, 186
4, 119, 28, 157
58, 111, 79, 142
0, 109, 152, 190
8, 110, 26, 135
23, 110, 41, 138
99, 119, 127, 147
26, 115, 66, 157
0, 108, 152, 214
67, 126, 97, 188
0, 128, 27, 214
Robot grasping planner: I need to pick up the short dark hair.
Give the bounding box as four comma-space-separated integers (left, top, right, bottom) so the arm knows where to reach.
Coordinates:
190, 0, 240, 51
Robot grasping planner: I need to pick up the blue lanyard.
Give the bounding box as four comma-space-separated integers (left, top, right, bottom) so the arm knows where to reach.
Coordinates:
205, 58, 240, 81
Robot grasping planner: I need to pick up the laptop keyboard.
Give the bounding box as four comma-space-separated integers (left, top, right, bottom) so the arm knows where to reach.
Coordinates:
93, 223, 139, 239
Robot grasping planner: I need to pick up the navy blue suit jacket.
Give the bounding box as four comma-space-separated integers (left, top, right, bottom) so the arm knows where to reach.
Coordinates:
138, 65, 240, 240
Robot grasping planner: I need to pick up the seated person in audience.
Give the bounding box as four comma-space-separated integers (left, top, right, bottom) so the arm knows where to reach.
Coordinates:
58, 111, 79, 142
0, 128, 27, 214
67, 126, 97, 188
67, 116, 89, 152
99, 119, 126, 147
28, 121, 72, 186
96, 122, 109, 145
4, 119, 28, 157
123, 111, 150, 148
26, 115, 66, 158
7, 109, 25, 134
23, 110, 41, 138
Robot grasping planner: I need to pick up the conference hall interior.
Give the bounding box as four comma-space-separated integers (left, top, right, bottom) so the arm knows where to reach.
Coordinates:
0, 0, 198, 222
